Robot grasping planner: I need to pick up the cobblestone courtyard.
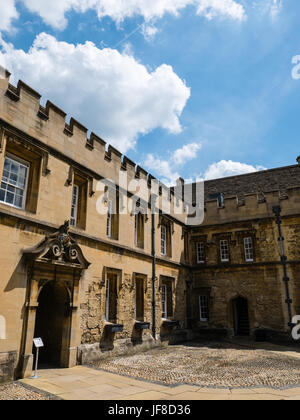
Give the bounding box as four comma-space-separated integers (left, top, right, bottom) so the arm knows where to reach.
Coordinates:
1, 340, 300, 400
94, 341, 300, 389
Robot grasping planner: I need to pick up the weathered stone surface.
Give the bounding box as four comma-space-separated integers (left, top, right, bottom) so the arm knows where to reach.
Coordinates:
0, 352, 17, 384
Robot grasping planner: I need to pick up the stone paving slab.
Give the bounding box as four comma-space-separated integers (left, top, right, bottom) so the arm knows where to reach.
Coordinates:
19, 365, 300, 400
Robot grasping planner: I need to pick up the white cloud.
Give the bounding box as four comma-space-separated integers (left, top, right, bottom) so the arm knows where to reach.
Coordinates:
144, 142, 202, 185
253, 0, 282, 20
16, 0, 245, 31
0, 0, 19, 32
195, 0, 245, 21
141, 23, 159, 42
0, 33, 190, 153
172, 143, 202, 165
95, 0, 246, 23
270, 0, 282, 19
145, 156, 267, 185
144, 154, 181, 186
203, 160, 266, 180
144, 155, 266, 186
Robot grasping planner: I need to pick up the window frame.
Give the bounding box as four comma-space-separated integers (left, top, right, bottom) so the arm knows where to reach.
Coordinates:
70, 184, 79, 227
220, 239, 230, 262
244, 237, 254, 262
134, 276, 145, 322
134, 213, 145, 249
69, 172, 88, 230
0, 153, 30, 210
196, 242, 205, 264
161, 284, 167, 319
106, 193, 119, 240
105, 273, 118, 324
161, 277, 174, 320
161, 225, 167, 256
199, 295, 209, 322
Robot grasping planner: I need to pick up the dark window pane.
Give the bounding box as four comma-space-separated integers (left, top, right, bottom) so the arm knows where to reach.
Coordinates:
11, 163, 18, 174
4, 160, 10, 170
0, 189, 5, 202
6, 192, 14, 204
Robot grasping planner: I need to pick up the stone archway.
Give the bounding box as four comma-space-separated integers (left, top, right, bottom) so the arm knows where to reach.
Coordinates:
232, 296, 250, 336
19, 221, 91, 379
34, 281, 71, 368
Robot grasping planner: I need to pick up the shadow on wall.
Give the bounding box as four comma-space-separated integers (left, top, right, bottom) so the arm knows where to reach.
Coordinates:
99, 328, 115, 352
131, 325, 143, 346
4, 256, 27, 292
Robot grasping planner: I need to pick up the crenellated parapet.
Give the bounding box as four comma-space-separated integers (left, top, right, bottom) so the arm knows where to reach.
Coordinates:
202, 185, 300, 226
1, 67, 299, 228
0, 67, 186, 222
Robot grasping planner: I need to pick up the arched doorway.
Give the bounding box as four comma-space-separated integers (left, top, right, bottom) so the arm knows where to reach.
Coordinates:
33, 281, 71, 368
21, 221, 91, 378
232, 297, 250, 336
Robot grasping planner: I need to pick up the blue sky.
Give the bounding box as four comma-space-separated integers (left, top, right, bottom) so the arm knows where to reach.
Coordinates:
0, 0, 299, 185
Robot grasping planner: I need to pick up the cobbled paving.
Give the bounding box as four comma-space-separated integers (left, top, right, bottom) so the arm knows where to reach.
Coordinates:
0, 383, 50, 400
95, 341, 300, 388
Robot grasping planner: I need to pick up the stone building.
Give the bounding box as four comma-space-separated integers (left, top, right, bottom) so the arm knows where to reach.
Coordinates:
188, 168, 300, 341
0, 69, 299, 383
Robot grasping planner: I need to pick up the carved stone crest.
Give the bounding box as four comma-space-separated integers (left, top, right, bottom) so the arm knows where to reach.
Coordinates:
23, 221, 91, 269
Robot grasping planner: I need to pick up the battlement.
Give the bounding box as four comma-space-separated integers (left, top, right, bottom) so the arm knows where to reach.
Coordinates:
1, 67, 299, 227
0, 67, 188, 220
201, 185, 300, 226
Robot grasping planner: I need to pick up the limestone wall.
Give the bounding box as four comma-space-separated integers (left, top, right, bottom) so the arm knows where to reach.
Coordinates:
189, 207, 300, 338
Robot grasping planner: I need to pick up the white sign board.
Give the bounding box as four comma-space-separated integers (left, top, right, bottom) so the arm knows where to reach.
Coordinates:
33, 338, 44, 348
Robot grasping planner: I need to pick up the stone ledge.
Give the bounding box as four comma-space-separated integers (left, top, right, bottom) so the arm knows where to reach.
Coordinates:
78, 337, 160, 365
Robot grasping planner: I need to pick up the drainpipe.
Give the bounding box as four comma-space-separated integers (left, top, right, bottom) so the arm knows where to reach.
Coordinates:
151, 212, 156, 340
186, 269, 193, 329
272, 205, 293, 329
